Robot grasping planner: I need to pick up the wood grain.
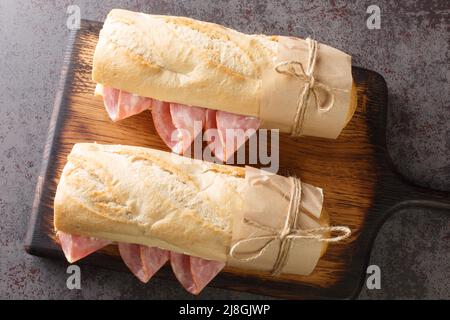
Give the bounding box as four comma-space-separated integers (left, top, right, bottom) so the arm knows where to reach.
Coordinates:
25, 20, 450, 299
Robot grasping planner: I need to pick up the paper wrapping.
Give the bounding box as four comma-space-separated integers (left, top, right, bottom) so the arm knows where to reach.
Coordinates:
227, 167, 327, 276
260, 36, 353, 139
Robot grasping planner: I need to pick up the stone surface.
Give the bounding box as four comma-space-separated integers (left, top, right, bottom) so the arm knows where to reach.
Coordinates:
0, 0, 448, 299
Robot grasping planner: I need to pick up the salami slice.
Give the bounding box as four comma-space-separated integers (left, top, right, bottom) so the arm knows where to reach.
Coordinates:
169, 103, 206, 154
101, 86, 151, 121
100, 85, 261, 160
101, 86, 120, 121
204, 109, 217, 132
116, 90, 152, 120
216, 111, 261, 162
58, 231, 224, 292
57, 231, 111, 263
140, 246, 170, 278
203, 109, 225, 161
118, 243, 149, 283
119, 244, 170, 283
170, 252, 225, 295
190, 256, 225, 293
150, 100, 180, 152
169, 252, 195, 293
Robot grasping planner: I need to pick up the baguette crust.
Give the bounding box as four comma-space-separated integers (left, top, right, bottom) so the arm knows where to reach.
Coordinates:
92, 9, 277, 118
54, 143, 330, 265
93, 9, 356, 135
54, 143, 245, 262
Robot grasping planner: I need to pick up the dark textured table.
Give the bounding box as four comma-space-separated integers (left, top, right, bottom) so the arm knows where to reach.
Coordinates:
0, 0, 448, 299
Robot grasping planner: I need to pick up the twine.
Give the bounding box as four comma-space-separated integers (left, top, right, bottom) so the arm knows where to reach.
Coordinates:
229, 176, 351, 276
274, 38, 336, 136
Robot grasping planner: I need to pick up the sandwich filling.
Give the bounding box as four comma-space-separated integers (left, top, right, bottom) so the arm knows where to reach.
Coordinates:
57, 231, 224, 295
96, 84, 261, 161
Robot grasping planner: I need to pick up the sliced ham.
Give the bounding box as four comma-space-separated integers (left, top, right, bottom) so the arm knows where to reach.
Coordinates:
57, 231, 111, 263
118, 243, 169, 283
216, 110, 261, 162
170, 252, 225, 295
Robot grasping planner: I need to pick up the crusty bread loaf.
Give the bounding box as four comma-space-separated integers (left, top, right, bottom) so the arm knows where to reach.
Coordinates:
92, 9, 356, 129
54, 143, 246, 262
92, 9, 275, 118
54, 143, 330, 263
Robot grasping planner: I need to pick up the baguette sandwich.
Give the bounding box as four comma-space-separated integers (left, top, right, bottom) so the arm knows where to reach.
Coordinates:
54, 143, 348, 294
92, 9, 357, 160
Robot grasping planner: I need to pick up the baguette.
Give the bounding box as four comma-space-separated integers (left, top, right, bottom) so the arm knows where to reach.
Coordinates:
92, 9, 356, 133
54, 143, 329, 264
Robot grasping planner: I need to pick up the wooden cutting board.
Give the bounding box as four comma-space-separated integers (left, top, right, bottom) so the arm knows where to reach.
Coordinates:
24, 20, 450, 299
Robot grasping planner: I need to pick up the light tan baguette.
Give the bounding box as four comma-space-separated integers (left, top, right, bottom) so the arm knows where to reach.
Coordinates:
92, 9, 356, 131
54, 143, 329, 264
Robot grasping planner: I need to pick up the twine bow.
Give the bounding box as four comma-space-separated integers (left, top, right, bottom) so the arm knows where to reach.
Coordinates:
274, 37, 336, 137
229, 177, 351, 276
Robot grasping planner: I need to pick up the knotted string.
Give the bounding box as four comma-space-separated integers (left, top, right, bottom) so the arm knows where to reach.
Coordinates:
229, 176, 351, 276
274, 38, 336, 137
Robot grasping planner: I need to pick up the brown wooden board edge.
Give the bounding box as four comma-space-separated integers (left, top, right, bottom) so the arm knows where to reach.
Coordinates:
25, 28, 78, 257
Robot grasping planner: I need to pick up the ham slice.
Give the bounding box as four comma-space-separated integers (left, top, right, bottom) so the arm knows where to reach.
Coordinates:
170, 252, 225, 295
118, 243, 169, 283
57, 231, 111, 263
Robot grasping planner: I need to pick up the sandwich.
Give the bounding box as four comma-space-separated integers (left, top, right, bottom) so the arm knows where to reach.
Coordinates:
54, 143, 350, 294
92, 9, 357, 160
